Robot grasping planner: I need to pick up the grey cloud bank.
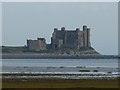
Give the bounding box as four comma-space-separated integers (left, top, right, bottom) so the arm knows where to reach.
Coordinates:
2, 2, 118, 55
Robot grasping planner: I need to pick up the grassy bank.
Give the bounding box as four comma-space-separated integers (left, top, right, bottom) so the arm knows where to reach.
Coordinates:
2, 78, 119, 88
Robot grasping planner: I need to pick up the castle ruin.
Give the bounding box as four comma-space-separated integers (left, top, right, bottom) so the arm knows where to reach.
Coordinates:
27, 25, 91, 51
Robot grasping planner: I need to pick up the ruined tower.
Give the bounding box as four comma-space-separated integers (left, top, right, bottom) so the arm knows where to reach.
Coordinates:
27, 38, 46, 51
83, 25, 91, 47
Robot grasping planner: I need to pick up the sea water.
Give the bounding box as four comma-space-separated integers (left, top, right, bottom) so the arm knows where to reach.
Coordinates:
2, 59, 118, 67
1, 59, 119, 79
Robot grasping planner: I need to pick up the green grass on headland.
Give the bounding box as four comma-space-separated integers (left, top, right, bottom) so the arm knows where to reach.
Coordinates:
1, 46, 119, 59
2, 46, 97, 54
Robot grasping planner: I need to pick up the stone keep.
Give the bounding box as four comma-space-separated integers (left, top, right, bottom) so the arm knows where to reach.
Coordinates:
51, 25, 91, 50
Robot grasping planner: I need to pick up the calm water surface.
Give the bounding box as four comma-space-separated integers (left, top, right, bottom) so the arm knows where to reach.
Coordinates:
1, 59, 119, 79
2, 59, 118, 68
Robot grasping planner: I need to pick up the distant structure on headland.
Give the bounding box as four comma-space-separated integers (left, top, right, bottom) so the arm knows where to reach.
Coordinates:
27, 25, 91, 51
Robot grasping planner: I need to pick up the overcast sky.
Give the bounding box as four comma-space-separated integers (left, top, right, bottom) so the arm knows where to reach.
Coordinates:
2, 2, 118, 55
